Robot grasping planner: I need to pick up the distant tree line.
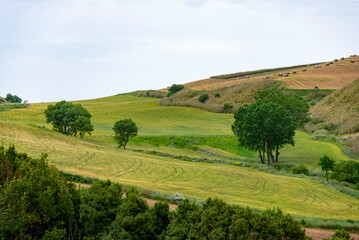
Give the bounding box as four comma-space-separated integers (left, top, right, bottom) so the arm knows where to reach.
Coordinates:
0, 144, 308, 240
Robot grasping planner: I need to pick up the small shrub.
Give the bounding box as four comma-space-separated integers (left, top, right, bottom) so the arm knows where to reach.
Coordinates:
223, 102, 233, 111
291, 165, 310, 175
198, 93, 209, 103
311, 117, 324, 124
170, 193, 185, 204
330, 229, 353, 240
214, 93, 221, 98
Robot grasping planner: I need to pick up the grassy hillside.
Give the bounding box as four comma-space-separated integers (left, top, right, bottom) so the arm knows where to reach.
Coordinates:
1, 94, 359, 220
159, 56, 358, 113
310, 78, 359, 134
160, 79, 279, 113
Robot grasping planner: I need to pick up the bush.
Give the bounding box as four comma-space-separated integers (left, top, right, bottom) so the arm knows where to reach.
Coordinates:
170, 193, 185, 204
167, 84, 184, 97
198, 93, 209, 103
291, 165, 310, 175
223, 102, 233, 111
332, 161, 359, 184
215, 93, 221, 98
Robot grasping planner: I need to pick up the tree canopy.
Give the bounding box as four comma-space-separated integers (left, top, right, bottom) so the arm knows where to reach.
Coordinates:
44, 100, 94, 138
318, 155, 335, 181
254, 88, 310, 128
5, 93, 22, 103
167, 84, 184, 97
113, 119, 138, 149
232, 100, 296, 165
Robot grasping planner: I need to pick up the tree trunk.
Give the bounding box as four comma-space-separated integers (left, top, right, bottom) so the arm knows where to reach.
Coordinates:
275, 145, 280, 163
259, 149, 264, 164
326, 170, 328, 181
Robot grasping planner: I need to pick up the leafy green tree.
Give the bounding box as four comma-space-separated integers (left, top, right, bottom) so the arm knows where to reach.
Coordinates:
44, 100, 93, 137
5, 93, 22, 103
152, 201, 170, 237
319, 155, 335, 181
167, 84, 184, 97
113, 119, 138, 149
0, 149, 76, 239
255, 88, 310, 128
232, 100, 295, 165
79, 180, 123, 239
106, 188, 156, 240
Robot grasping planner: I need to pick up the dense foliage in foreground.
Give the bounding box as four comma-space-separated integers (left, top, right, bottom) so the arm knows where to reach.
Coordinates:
0, 145, 309, 239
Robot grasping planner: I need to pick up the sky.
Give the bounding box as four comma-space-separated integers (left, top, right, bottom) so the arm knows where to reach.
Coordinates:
0, 0, 358, 102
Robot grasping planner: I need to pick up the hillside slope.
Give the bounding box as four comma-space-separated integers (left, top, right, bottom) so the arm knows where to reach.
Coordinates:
159, 55, 358, 113
182, 55, 359, 91
0, 95, 359, 220
310, 78, 359, 134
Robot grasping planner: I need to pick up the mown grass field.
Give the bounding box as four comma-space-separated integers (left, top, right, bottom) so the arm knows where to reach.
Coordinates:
1, 94, 359, 220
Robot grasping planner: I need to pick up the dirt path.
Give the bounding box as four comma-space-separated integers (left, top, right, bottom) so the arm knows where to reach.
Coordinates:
305, 227, 359, 240
76, 183, 358, 239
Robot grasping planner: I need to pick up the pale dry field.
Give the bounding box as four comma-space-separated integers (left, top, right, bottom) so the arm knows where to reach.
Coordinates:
166, 55, 359, 91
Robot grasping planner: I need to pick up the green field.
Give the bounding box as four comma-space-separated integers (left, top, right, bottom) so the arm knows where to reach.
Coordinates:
0, 94, 358, 220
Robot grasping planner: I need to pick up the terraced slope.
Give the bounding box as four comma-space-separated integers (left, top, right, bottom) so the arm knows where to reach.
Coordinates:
180, 55, 359, 91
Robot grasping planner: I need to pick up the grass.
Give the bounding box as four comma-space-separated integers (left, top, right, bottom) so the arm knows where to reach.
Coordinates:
1, 94, 359, 220
0, 103, 27, 111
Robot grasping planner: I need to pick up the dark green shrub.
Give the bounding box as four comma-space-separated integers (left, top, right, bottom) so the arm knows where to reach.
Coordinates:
291, 165, 310, 175
332, 161, 359, 184
5, 93, 22, 103
198, 93, 209, 103
329, 229, 353, 240
167, 84, 184, 97
215, 93, 221, 98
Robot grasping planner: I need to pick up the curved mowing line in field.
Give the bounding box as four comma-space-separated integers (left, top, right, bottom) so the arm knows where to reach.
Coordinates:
118, 158, 143, 175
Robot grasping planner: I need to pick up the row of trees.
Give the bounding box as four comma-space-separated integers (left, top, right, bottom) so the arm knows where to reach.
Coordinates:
232, 89, 310, 165
0, 144, 308, 239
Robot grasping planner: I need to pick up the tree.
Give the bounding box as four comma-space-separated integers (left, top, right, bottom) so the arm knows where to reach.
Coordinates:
232, 100, 295, 165
318, 155, 335, 181
113, 119, 138, 149
0, 146, 76, 239
254, 88, 310, 128
167, 84, 184, 97
5, 93, 22, 103
44, 100, 94, 137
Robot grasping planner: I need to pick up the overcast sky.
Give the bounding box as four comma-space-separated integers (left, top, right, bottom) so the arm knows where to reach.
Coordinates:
1, 0, 358, 102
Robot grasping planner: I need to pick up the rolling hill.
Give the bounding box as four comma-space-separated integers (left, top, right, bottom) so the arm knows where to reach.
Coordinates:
182, 55, 359, 91
159, 55, 359, 113
1, 94, 359, 220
